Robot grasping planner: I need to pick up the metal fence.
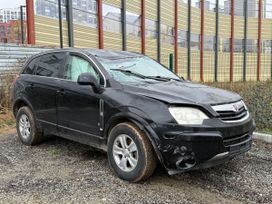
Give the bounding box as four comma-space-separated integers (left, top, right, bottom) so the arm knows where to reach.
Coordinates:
27, 0, 272, 82
0, 44, 51, 86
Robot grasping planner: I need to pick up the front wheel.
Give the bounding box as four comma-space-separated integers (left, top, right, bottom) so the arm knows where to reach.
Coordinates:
107, 122, 157, 182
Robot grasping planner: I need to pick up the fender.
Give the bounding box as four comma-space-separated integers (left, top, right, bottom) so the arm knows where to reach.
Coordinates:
103, 108, 167, 168
12, 94, 35, 116
12, 94, 43, 132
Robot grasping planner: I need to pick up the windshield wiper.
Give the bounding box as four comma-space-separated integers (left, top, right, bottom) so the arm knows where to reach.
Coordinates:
110, 69, 146, 79
147, 76, 181, 82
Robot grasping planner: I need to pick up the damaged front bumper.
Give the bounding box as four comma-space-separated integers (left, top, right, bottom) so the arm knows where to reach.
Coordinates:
151, 115, 256, 175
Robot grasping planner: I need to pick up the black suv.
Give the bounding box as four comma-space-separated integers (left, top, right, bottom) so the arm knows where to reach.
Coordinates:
12, 48, 255, 182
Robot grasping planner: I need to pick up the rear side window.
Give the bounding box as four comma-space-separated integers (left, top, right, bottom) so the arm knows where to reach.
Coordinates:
23, 58, 38, 74
36, 53, 66, 78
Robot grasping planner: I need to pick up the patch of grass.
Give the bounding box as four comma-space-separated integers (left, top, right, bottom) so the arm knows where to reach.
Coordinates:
0, 109, 15, 135
48, 146, 61, 156
0, 73, 16, 109
259, 128, 272, 135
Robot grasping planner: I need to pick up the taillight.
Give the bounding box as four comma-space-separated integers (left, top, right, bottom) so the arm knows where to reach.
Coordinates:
12, 74, 19, 85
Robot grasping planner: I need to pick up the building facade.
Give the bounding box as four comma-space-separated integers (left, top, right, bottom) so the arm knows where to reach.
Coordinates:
0, 8, 26, 23
24, 0, 272, 82
0, 20, 26, 43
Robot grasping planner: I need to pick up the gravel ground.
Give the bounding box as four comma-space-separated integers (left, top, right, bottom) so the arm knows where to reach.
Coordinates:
0, 133, 271, 204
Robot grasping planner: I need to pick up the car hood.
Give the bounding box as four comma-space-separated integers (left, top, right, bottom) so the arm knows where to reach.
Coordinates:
122, 81, 241, 105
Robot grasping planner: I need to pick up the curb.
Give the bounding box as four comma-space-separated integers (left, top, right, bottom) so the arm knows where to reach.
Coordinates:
253, 132, 272, 143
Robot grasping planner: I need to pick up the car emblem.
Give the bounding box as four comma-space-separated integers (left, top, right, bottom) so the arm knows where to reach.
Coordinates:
233, 104, 240, 112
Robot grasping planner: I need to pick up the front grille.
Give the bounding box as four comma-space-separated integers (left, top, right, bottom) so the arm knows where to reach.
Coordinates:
223, 133, 250, 147
212, 101, 249, 122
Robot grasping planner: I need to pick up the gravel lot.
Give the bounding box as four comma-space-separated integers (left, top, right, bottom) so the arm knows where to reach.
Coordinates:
0, 133, 271, 204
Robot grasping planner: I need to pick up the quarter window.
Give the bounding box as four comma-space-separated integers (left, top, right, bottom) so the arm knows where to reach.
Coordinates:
36, 53, 66, 77
63, 55, 100, 83
23, 58, 38, 74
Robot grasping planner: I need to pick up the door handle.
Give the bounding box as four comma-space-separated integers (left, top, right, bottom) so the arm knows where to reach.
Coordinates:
57, 89, 65, 95
28, 83, 34, 89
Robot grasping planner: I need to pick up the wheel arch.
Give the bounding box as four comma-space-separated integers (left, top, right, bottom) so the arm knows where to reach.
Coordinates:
104, 112, 165, 167
12, 96, 34, 117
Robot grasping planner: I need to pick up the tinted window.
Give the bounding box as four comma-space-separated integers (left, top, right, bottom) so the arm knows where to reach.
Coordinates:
63, 55, 100, 83
36, 53, 66, 77
23, 58, 38, 74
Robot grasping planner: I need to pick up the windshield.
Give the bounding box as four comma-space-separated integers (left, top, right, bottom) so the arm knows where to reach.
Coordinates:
96, 56, 180, 83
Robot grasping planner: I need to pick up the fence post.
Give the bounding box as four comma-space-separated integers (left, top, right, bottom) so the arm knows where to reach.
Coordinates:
169, 53, 174, 72
141, 0, 146, 54
20, 5, 25, 44
215, 0, 219, 82
66, 0, 74, 47
97, 0, 103, 49
58, 0, 63, 48
271, 38, 272, 80
157, 0, 161, 63
187, 0, 191, 80
243, 0, 248, 81
200, 0, 204, 82
121, 0, 127, 51
26, 0, 35, 45
174, 0, 178, 74
230, 0, 234, 82
257, 0, 262, 81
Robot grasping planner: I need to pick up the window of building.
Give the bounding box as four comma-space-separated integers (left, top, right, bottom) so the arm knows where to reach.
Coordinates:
126, 11, 140, 37
264, 0, 272, 19
103, 4, 121, 33
234, 39, 243, 52
35, 0, 67, 20
204, 35, 215, 51
223, 38, 230, 52
262, 40, 271, 53
246, 39, 257, 52
161, 24, 174, 45
178, 30, 186, 48
191, 33, 200, 50
72, 0, 97, 27
145, 19, 157, 39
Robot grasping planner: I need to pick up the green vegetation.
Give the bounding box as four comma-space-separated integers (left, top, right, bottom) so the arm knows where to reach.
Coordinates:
48, 146, 61, 156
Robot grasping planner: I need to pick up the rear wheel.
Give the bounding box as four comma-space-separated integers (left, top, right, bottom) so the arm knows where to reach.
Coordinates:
16, 106, 43, 145
107, 122, 157, 182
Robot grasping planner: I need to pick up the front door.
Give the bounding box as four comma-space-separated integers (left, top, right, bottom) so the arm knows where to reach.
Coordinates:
57, 53, 103, 139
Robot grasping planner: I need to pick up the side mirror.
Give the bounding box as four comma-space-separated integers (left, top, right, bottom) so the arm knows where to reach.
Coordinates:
77, 73, 101, 93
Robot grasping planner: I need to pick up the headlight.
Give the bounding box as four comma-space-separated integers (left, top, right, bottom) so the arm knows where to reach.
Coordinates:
168, 107, 209, 125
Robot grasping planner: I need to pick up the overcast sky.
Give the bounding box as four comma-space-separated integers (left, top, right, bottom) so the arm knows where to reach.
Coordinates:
1, 0, 25, 9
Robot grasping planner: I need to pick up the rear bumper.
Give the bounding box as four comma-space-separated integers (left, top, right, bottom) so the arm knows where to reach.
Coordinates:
150, 115, 256, 174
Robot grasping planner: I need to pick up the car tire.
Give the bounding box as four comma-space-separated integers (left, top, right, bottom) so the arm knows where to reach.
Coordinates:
107, 122, 157, 182
16, 106, 43, 146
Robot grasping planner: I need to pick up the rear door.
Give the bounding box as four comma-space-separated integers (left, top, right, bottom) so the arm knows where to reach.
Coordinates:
57, 52, 103, 139
25, 52, 67, 133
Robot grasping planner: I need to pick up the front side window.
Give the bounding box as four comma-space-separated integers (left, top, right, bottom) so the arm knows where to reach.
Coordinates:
36, 53, 66, 77
63, 55, 100, 83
